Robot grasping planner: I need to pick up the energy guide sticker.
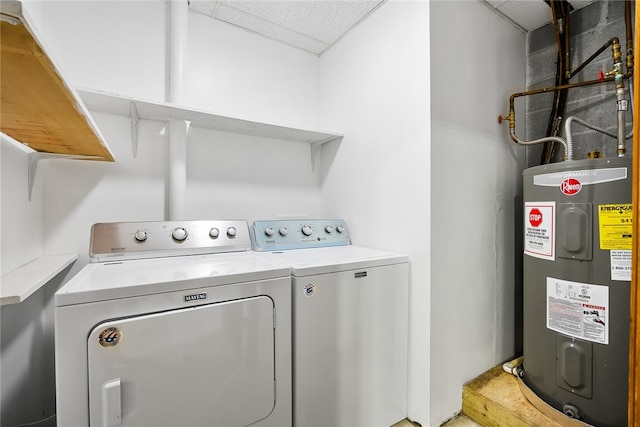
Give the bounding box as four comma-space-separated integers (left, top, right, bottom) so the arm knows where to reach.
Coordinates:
524, 202, 555, 260
598, 204, 632, 250
546, 277, 609, 345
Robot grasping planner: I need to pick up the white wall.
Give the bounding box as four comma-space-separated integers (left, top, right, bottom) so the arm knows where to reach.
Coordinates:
318, 0, 431, 423
24, 1, 168, 102
429, 1, 526, 425
1, 142, 43, 274
184, 10, 324, 221
0, 140, 53, 427
185, 11, 321, 129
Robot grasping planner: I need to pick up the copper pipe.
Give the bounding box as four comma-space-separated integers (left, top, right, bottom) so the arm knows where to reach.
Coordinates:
542, 0, 569, 163
502, 1, 635, 163
563, 0, 571, 79
505, 73, 632, 115
550, 1, 563, 64
570, 37, 617, 79
499, 73, 633, 160
508, 76, 616, 104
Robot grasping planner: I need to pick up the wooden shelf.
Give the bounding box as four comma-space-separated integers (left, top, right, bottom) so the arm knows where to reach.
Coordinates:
0, 1, 114, 161
0, 254, 77, 305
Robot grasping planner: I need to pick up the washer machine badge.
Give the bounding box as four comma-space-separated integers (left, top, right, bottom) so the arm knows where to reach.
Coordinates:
304, 283, 315, 297
98, 327, 122, 347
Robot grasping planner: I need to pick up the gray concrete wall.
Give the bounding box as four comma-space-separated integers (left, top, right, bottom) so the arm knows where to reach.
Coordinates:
525, 0, 634, 166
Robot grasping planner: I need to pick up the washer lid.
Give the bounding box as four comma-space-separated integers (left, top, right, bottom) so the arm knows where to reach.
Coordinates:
259, 245, 408, 277
55, 252, 289, 306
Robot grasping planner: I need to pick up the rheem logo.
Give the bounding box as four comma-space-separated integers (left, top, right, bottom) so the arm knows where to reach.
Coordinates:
561, 178, 582, 195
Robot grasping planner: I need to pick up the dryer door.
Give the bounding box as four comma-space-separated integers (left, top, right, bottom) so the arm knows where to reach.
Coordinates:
87, 296, 275, 427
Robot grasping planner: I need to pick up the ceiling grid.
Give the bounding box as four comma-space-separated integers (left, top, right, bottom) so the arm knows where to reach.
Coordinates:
188, 1, 597, 55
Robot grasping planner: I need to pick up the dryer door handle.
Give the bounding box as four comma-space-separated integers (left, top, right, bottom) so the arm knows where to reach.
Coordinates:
102, 378, 122, 426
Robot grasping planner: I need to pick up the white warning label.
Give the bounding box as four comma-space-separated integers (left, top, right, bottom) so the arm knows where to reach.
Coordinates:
611, 250, 632, 281
524, 202, 555, 260
546, 277, 609, 344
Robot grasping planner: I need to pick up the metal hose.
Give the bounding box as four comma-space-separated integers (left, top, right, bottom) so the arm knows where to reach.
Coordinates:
509, 127, 570, 160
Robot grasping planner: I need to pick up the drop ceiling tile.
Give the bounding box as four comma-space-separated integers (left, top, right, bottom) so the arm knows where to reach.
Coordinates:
215, 2, 331, 54
495, 0, 552, 32
189, 0, 218, 16
223, 1, 383, 44
189, 0, 384, 55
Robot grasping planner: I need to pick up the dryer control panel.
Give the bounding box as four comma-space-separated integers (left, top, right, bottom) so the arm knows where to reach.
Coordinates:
90, 220, 251, 262
252, 219, 351, 251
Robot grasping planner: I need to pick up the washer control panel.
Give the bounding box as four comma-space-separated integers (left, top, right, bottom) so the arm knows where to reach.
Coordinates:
252, 219, 350, 251
90, 220, 251, 262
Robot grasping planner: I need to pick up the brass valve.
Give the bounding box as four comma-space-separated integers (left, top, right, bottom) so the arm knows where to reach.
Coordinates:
612, 42, 622, 63
498, 111, 515, 128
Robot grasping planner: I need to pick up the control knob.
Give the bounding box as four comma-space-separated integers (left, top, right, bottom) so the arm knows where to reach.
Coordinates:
265, 227, 274, 237
209, 228, 220, 238
325, 225, 334, 234
301, 225, 313, 236
336, 225, 345, 233
279, 227, 288, 236
172, 227, 188, 241
227, 227, 237, 237
134, 230, 148, 242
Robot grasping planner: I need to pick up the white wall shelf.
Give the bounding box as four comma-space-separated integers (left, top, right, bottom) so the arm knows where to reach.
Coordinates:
77, 88, 344, 170
0, 254, 77, 305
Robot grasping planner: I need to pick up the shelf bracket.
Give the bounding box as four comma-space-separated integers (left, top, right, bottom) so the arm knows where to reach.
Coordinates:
28, 152, 102, 201
310, 135, 342, 172
130, 100, 140, 158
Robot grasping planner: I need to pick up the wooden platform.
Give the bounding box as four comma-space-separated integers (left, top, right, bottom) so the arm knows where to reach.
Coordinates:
462, 365, 587, 427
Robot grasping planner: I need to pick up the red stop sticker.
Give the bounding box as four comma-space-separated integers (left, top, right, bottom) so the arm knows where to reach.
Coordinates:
529, 208, 543, 227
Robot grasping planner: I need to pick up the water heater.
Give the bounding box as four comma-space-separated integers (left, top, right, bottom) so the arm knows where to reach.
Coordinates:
522, 156, 631, 427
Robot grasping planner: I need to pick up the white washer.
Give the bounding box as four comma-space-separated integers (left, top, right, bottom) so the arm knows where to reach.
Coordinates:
55, 220, 291, 427
252, 219, 409, 427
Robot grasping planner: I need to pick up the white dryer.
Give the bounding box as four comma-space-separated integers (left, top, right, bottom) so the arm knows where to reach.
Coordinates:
252, 219, 409, 427
55, 220, 291, 427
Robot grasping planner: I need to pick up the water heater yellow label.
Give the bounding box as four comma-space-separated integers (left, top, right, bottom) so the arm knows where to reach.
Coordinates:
598, 204, 632, 250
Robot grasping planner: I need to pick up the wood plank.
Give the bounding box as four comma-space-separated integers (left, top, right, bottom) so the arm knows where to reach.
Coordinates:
462, 365, 569, 427
0, 12, 114, 161
630, 2, 640, 425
